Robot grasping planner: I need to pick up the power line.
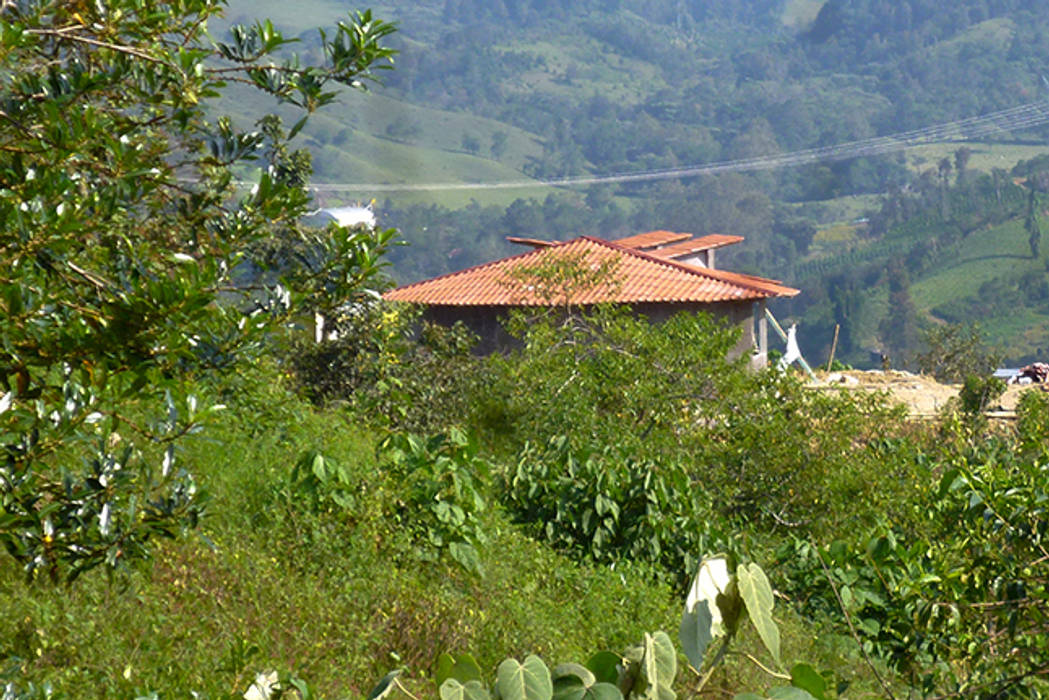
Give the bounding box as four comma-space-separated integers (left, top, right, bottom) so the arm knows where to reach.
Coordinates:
301, 99, 1049, 193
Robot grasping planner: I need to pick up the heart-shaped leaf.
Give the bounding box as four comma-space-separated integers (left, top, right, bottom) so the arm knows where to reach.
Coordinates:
737, 563, 780, 667
496, 656, 553, 700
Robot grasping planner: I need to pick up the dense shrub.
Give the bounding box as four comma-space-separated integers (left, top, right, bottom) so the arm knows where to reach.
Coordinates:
379, 430, 490, 575
504, 436, 725, 586
778, 418, 1049, 697
480, 307, 906, 539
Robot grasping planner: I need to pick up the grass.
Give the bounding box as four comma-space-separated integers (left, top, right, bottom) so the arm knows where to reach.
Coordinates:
909, 219, 1037, 309
214, 83, 555, 209
905, 142, 1049, 176
929, 17, 1016, 55
494, 36, 667, 107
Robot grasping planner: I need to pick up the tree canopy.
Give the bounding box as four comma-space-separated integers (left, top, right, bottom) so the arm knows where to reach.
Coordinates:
0, 0, 396, 583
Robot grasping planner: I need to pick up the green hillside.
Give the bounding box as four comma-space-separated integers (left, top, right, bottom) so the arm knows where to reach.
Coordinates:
215, 0, 1049, 364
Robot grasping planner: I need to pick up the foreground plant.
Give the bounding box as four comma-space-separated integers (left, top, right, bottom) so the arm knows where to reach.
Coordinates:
0, 1, 396, 583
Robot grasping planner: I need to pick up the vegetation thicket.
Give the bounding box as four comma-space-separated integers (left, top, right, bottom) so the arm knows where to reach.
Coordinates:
2, 2, 1049, 700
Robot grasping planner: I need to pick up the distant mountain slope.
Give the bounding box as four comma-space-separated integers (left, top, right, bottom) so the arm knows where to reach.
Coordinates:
224, 0, 1049, 366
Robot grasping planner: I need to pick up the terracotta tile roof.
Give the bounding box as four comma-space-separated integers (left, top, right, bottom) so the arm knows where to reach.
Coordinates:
649, 234, 745, 259
614, 230, 691, 249
384, 236, 798, 306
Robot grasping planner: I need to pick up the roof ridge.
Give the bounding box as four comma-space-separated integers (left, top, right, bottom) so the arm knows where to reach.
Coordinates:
581, 235, 794, 296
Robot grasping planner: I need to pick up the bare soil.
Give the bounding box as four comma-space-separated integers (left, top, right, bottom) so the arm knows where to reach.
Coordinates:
809, 369, 1043, 418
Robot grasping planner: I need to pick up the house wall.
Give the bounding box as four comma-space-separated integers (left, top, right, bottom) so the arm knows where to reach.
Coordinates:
422, 300, 767, 365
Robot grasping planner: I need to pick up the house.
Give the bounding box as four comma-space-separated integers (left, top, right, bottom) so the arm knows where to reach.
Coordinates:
383, 231, 799, 366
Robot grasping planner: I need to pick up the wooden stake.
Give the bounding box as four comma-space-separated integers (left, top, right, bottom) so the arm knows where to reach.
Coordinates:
827, 323, 840, 372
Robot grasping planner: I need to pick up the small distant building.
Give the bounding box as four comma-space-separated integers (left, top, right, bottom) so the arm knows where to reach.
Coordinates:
383, 231, 799, 366
304, 205, 377, 229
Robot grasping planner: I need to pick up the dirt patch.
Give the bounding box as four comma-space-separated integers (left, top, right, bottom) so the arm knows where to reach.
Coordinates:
808, 369, 1042, 418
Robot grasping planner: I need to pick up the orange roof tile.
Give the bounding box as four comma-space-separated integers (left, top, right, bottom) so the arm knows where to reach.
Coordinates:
649, 234, 744, 259
384, 236, 798, 306
614, 230, 691, 249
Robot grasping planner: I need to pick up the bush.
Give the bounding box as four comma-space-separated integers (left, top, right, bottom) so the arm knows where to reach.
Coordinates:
480, 307, 906, 543
289, 306, 487, 433
958, 373, 1006, 415
916, 324, 1000, 382
379, 430, 490, 575
503, 436, 725, 586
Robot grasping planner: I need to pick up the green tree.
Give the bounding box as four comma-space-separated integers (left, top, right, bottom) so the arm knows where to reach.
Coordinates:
1026, 189, 1041, 258
916, 323, 1000, 382
462, 131, 481, 155
0, 1, 396, 583
879, 259, 920, 366
490, 130, 509, 159
953, 145, 972, 186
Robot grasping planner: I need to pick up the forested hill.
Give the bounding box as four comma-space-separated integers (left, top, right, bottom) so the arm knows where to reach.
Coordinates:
230, 0, 1049, 365
439, 0, 784, 27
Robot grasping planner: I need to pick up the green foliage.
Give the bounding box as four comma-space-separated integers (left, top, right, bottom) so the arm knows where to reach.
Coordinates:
779, 421, 1049, 696
282, 450, 360, 513
916, 323, 1001, 383
680, 557, 729, 671
618, 632, 676, 700
682, 558, 782, 678
419, 631, 682, 700
737, 564, 780, 668
1016, 389, 1049, 459
482, 307, 741, 454
485, 307, 906, 547
0, 390, 681, 697
504, 437, 720, 584
437, 653, 485, 687
395, 558, 829, 700
0, 1, 396, 582
289, 305, 486, 432
496, 656, 553, 700
379, 430, 489, 575
957, 373, 1006, 415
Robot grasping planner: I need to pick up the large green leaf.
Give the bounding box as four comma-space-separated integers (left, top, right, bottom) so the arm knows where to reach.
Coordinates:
553, 675, 588, 700
552, 676, 623, 700
625, 633, 676, 700
768, 687, 817, 700
586, 652, 621, 685
585, 684, 624, 700
436, 653, 484, 686
647, 632, 676, 693
442, 679, 491, 700
496, 656, 553, 700
552, 664, 596, 687
789, 664, 827, 700
680, 556, 732, 670
680, 598, 714, 672
737, 563, 781, 667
